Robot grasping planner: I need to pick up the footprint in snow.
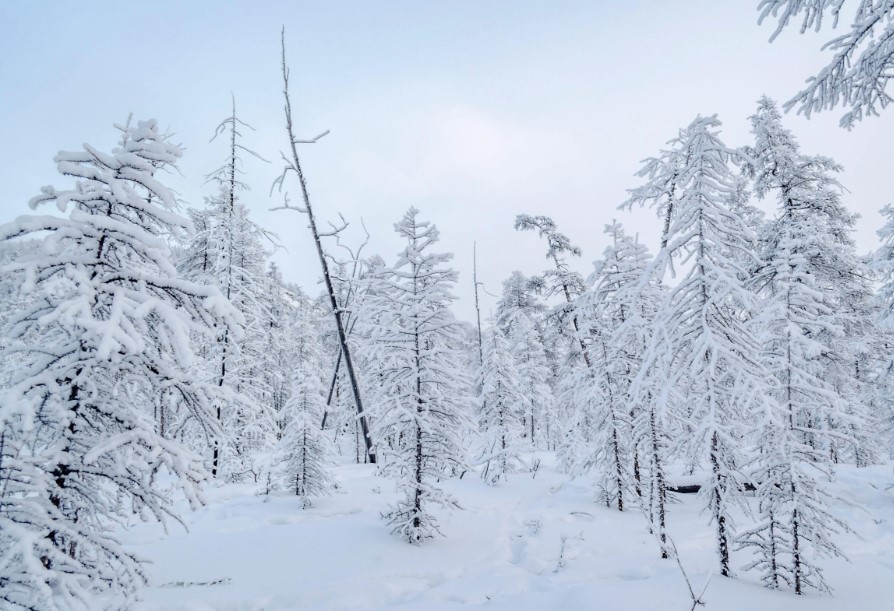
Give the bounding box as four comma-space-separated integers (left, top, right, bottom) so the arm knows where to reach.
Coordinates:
510, 535, 527, 565
616, 567, 651, 580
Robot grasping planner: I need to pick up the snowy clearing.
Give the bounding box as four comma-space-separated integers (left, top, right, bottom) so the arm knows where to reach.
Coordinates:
126, 455, 894, 610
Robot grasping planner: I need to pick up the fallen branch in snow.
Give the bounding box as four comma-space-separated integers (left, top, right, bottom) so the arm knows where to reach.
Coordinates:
667, 483, 756, 494
664, 534, 711, 611
159, 578, 232, 588
667, 484, 702, 494
634, 498, 710, 609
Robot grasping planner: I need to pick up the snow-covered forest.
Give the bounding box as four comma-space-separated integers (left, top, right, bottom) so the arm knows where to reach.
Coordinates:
2, 2, 894, 610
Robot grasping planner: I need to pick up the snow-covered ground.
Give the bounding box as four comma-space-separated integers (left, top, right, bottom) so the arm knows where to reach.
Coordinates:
124, 455, 894, 610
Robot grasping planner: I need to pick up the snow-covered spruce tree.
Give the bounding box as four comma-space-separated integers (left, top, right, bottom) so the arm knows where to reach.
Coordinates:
628, 116, 767, 577
509, 314, 557, 450
276, 314, 335, 508
621, 119, 700, 481
737, 97, 859, 594
569, 221, 660, 511
833, 261, 883, 467
495, 272, 557, 449
622, 120, 693, 270
737, 235, 853, 594
514, 215, 590, 368
495, 271, 546, 332
0, 118, 238, 610
179, 100, 274, 480
626, 321, 675, 558
748, 97, 873, 463
873, 204, 894, 454
477, 326, 525, 485
365, 208, 472, 544
757, 0, 894, 128
599, 223, 663, 507
0, 240, 32, 388
513, 216, 597, 472
259, 262, 296, 439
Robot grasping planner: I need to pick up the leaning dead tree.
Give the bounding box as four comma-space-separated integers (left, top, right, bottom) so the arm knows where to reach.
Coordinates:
320, 223, 371, 431
273, 29, 376, 463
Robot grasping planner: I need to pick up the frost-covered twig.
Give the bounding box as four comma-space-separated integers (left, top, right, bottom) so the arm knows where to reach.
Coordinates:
635, 494, 710, 609
553, 532, 585, 573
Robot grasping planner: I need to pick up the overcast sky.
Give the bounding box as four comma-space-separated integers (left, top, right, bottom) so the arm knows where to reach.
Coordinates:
2, 1, 892, 322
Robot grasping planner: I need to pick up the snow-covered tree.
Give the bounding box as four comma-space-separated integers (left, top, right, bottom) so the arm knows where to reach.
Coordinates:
757, 0, 894, 128
568, 222, 660, 511
509, 314, 557, 449
495, 271, 546, 332
514, 215, 591, 368
365, 208, 472, 544
623, 122, 692, 271
628, 116, 766, 576
737, 239, 852, 594
495, 272, 556, 448
0, 118, 238, 610
179, 100, 274, 480
737, 97, 859, 593
259, 262, 299, 439
872, 204, 894, 454
477, 326, 525, 485
748, 96, 873, 462
277, 321, 335, 508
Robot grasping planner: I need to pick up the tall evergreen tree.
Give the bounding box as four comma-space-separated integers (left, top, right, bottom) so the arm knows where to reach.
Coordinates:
277, 317, 335, 508
179, 100, 274, 480
629, 116, 766, 576
737, 97, 863, 594
514, 215, 591, 368
495, 272, 555, 448
872, 204, 894, 455
477, 326, 525, 485
0, 118, 238, 609
569, 222, 658, 511
365, 208, 472, 544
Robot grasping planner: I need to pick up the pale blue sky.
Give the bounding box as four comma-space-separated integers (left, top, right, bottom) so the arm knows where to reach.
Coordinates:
3, 1, 892, 320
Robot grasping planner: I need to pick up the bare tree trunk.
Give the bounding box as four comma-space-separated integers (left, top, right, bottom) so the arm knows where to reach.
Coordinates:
711, 432, 730, 577
278, 31, 375, 463
320, 346, 342, 430
473, 242, 483, 365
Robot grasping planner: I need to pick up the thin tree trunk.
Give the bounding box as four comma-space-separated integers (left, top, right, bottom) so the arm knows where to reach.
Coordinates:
473, 242, 483, 365
792, 501, 802, 595
553, 252, 592, 368
650, 399, 668, 559
768, 500, 779, 588
711, 432, 730, 577
633, 446, 642, 498
601, 342, 624, 511
320, 346, 343, 430
413, 300, 424, 536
